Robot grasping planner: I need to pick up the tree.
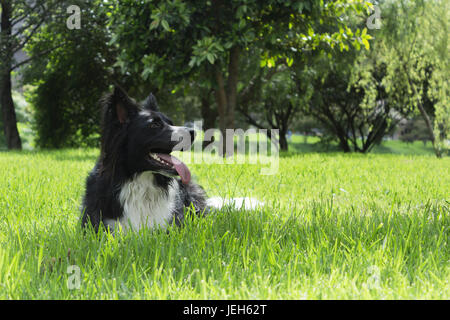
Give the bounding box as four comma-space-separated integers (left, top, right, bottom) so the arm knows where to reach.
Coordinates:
0, 0, 58, 149
304, 50, 396, 153
237, 61, 312, 151
23, 0, 117, 148
109, 0, 373, 156
377, 0, 449, 157
398, 117, 433, 145
292, 115, 322, 143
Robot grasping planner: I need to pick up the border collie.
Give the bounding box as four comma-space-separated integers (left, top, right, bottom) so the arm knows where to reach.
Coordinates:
81, 86, 208, 232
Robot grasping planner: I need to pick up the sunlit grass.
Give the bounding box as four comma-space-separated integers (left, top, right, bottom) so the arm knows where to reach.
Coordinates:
0, 148, 448, 299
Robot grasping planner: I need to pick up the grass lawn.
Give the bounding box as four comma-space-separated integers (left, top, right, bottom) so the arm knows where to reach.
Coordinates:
0, 145, 448, 299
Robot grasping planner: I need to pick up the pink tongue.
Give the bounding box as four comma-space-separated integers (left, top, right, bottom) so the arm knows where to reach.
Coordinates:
156, 153, 191, 184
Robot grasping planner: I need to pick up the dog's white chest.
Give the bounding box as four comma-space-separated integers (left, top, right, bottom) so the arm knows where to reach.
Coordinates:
109, 172, 178, 232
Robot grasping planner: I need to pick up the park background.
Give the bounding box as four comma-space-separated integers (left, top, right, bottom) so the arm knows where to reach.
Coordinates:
0, 0, 448, 299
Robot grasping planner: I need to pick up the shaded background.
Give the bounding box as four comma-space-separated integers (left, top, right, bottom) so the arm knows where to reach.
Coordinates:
0, 0, 448, 156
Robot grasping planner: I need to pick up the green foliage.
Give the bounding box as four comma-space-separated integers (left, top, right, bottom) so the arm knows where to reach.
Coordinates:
189, 37, 226, 67
372, 0, 449, 156
299, 47, 396, 153
23, 0, 116, 148
6, 0, 446, 155
238, 60, 314, 150
424, 1, 450, 154
0, 0, 57, 71
108, 0, 373, 90
293, 0, 449, 156
108, 0, 377, 154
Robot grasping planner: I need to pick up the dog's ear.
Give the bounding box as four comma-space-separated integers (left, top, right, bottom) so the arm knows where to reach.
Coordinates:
143, 93, 159, 111
112, 85, 138, 124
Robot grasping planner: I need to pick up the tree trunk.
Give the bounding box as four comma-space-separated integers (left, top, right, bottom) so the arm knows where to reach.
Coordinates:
214, 67, 227, 156
322, 112, 351, 152
279, 130, 288, 151
0, 72, 22, 150
338, 139, 351, 152
200, 94, 217, 149
200, 97, 216, 131
0, 0, 22, 150
213, 46, 240, 157
226, 46, 239, 131
416, 101, 441, 158
402, 61, 441, 158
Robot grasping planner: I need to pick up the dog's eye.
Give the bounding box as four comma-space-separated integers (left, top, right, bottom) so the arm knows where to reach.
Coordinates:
149, 118, 162, 128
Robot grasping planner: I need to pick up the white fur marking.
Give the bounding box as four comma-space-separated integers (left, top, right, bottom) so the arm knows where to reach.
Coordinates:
109, 172, 178, 232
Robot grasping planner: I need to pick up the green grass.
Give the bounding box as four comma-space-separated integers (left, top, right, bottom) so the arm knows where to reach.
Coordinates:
0, 147, 448, 299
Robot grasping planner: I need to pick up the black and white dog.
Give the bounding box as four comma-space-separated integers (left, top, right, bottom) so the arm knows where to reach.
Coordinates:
81, 86, 208, 232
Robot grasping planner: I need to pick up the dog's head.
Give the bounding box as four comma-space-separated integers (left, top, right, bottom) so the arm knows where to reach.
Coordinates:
100, 85, 195, 184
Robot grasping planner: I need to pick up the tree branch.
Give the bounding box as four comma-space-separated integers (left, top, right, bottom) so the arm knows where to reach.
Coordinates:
11, 44, 61, 70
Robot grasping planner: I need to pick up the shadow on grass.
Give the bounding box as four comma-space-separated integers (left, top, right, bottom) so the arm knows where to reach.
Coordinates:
48, 152, 98, 162
283, 138, 437, 157
277, 141, 342, 158
371, 141, 436, 155
0, 149, 99, 162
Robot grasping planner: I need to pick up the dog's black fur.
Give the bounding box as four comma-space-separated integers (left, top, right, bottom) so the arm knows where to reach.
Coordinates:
81, 86, 207, 232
